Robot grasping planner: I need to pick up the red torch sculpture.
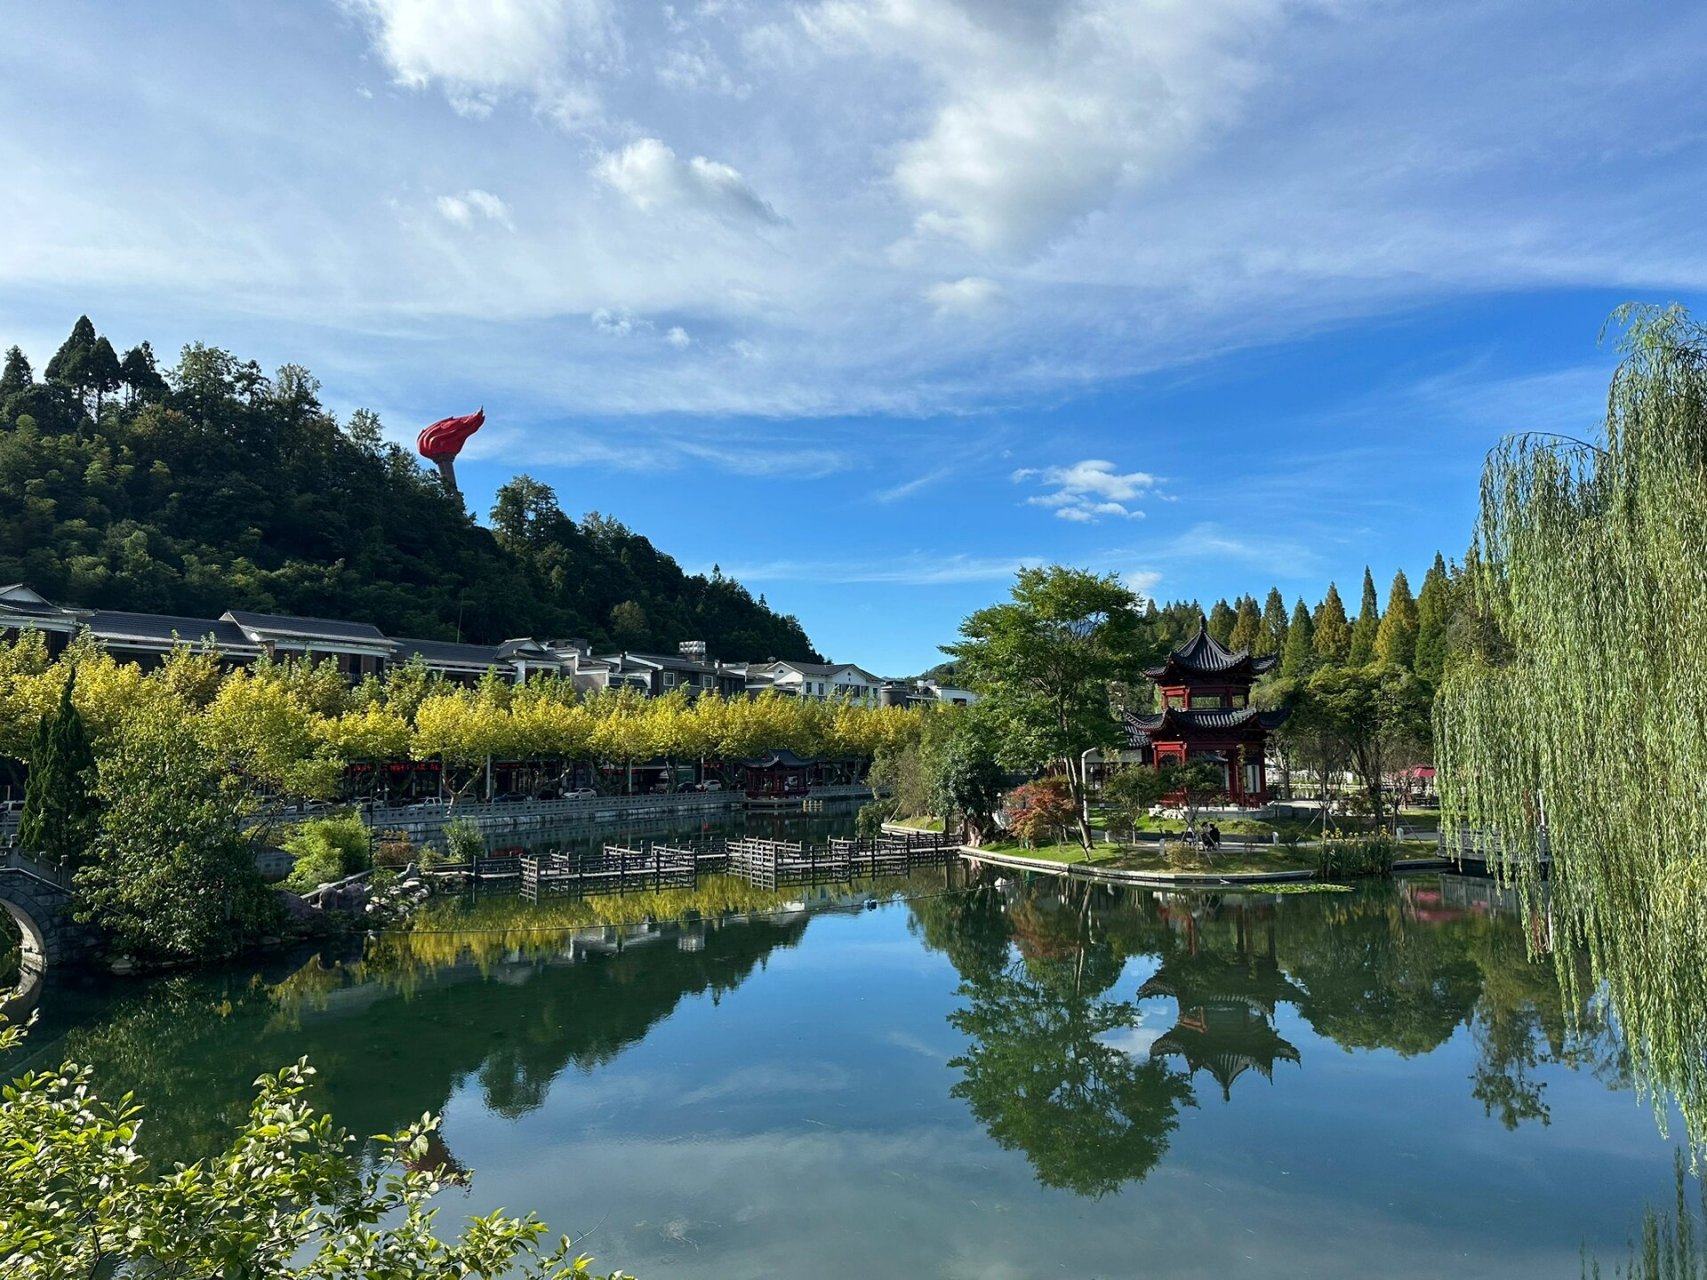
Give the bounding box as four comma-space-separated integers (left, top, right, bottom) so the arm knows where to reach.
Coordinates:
416, 408, 484, 496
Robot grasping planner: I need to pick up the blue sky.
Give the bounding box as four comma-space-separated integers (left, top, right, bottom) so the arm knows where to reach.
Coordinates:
2, 1, 1703, 673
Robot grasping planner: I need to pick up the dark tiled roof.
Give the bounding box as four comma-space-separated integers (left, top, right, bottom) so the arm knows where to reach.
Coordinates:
612, 651, 723, 675
1144, 618, 1278, 680
392, 637, 504, 668
84, 610, 256, 650
0, 586, 76, 620
1123, 706, 1288, 745
223, 610, 391, 645
740, 748, 819, 768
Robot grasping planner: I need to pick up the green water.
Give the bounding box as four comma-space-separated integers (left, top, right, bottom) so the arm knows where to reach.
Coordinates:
8, 870, 1683, 1277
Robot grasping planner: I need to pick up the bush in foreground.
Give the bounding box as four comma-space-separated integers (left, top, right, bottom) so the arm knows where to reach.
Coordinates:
0, 1019, 628, 1278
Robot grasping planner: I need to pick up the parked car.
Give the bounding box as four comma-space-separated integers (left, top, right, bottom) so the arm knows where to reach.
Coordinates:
700, 780, 723, 792
563, 788, 599, 801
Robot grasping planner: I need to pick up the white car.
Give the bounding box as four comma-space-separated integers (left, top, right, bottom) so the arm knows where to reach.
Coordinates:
699, 780, 723, 792
563, 788, 599, 801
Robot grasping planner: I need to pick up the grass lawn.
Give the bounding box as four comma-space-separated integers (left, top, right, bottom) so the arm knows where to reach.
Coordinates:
887, 815, 945, 832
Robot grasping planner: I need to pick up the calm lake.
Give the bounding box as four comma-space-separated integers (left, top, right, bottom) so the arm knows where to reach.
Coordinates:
8, 839, 1684, 1278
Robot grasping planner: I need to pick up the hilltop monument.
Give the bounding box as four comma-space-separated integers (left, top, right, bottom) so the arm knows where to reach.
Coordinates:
416, 408, 484, 495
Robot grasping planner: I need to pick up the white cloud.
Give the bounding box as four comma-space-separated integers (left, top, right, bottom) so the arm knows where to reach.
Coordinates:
924, 276, 1002, 317
435, 188, 512, 228
591, 307, 645, 336
4, 1, 1705, 425
343, 0, 616, 121
665, 325, 691, 348
798, 0, 1282, 254
593, 137, 783, 224
1013, 459, 1159, 522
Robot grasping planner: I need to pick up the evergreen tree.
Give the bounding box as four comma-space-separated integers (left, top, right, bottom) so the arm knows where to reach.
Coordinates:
0, 345, 31, 400
1207, 598, 1236, 646
1312, 583, 1352, 665
18, 670, 100, 866
118, 341, 167, 405
44, 315, 98, 406
1257, 587, 1288, 656
1348, 566, 1381, 666
1227, 594, 1261, 653
1375, 567, 1420, 669
89, 336, 121, 418
1413, 552, 1450, 684
1281, 598, 1315, 677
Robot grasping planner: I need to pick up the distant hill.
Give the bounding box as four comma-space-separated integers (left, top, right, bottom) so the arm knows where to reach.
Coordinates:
0, 317, 821, 661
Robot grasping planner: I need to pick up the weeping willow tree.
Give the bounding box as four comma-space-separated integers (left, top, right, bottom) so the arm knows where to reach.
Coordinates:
1436, 303, 1707, 1146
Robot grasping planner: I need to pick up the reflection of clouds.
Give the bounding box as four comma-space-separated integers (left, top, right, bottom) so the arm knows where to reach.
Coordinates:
883, 1029, 954, 1061
678, 1062, 854, 1105
1096, 1020, 1164, 1061
454, 1124, 1588, 1279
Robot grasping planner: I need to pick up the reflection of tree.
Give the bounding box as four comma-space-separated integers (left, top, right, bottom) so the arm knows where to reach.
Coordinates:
1279, 896, 1483, 1057
20, 911, 809, 1166
931, 886, 1196, 1198
1466, 923, 1626, 1129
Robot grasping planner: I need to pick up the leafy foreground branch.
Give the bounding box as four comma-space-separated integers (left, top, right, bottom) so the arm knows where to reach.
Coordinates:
0, 1020, 628, 1279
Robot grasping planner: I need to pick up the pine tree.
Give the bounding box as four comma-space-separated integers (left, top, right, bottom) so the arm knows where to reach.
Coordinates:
18, 670, 100, 866
1281, 599, 1315, 677
1413, 552, 1450, 684
1257, 587, 1288, 656
1348, 566, 1381, 666
1374, 569, 1419, 668
89, 336, 121, 419
1312, 583, 1352, 665
0, 345, 31, 400
1228, 594, 1261, 653
1207, 598, 1236, 646
44, 315, 97, 399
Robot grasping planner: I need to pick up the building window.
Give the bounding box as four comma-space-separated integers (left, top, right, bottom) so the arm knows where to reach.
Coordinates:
1165, 693, 1185, 709
1195, 695, 1222, 709
663, 672, 676, 688
702, 674, 713, 688
1232, 692, 1247, 708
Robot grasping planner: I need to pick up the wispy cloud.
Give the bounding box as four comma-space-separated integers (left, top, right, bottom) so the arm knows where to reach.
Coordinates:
715, 553, 1046, 587
435, 189, 513, 228
1013, 459, 1160, 522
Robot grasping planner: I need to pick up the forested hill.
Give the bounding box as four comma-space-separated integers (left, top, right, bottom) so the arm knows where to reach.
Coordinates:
0, 317, 822, 660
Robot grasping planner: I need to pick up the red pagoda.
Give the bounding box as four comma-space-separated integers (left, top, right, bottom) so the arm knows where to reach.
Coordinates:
1124, 618, 1287, 805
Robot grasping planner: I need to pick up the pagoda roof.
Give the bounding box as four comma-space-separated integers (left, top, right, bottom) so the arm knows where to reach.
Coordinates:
740, 748, 819, 769
1123, 706, 1288, 746
1149, 1012, 1302, 1102
1137, 949, 1308, 1015
1144, 618, 1277, 682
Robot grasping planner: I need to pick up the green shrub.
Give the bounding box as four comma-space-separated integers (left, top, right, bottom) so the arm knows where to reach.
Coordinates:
1315, 833, 1396, 879
442, 817, 485, 863
282, 814, 371, 876
281, 846, 345, 894
1163, 840, 1209, 872
856, 800, 896, 837
373, 830, 417, 868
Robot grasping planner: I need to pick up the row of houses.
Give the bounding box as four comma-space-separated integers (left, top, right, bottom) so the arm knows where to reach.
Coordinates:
0, 584, 975, 708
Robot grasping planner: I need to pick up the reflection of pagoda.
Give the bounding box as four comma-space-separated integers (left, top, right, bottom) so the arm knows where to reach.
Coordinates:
1137, 928, 1305, 1102
1124, 618, 1288, 803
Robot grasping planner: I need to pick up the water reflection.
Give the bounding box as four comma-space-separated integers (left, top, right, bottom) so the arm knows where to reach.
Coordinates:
911, 873, 1629, 1198
10, 870, 1633, 1208
931, 887, 1197, 1197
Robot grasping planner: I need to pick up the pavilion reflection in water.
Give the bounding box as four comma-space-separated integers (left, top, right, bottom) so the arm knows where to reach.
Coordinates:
1137, 894, 1305, 1101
